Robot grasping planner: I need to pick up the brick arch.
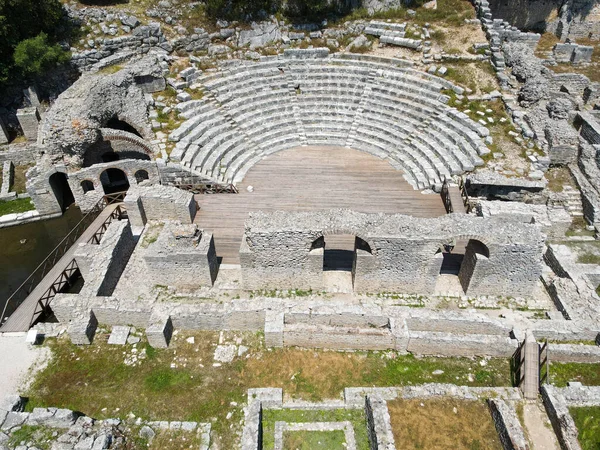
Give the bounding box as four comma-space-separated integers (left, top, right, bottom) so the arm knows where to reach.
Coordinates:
99, 128, 156, 156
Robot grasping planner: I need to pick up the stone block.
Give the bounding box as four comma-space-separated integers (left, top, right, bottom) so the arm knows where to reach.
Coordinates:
0, 396, 24, 413
264, 310, 284, 348
67, 311, 98, 345
0, 412, 27, 431
247, 388, 282, 408
0, 117, 9, 144
146, 316, 173, 348
22, 86, 41, 108
108, 326, 130, 345
25, 329, 41, 345
16, 107, 40, 141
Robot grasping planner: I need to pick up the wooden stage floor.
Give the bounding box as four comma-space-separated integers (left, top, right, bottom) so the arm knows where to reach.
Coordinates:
194, 146, 446, 264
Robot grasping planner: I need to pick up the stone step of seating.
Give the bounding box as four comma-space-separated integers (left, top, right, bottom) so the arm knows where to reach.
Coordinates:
352, 124, 446, 183
215, 86, 290, 105
358, 108, 477, 174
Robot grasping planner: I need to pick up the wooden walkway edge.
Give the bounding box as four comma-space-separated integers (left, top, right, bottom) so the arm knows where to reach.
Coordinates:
0, 204, 121, 333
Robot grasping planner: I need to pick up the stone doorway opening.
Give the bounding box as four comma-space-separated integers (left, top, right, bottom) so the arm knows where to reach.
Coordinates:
434, 238, 489, 297
100, 168, 130, 195
48, 172, 75, 213
314, 234, 373, 293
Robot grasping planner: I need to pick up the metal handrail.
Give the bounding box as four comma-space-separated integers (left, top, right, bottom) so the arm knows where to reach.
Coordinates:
441, 179, 453, 213
0, 192, 127, 326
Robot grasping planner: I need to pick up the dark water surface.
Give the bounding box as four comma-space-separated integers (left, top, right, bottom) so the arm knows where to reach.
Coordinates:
0, 206, 84, 311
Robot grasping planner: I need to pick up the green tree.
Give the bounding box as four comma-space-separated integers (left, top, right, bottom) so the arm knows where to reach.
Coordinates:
0, 0, 67, 82
13, 33, 70, 77
205, 0, 281, 21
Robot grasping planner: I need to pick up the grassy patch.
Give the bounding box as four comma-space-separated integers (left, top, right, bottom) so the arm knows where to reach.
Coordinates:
140, 222, 164, 248
566, 216, 595, 237
0, 197, 35, 215
8, 425, 55, 450
570, 406, 600, 450
550, 362, 600, 387
577, 252, 600, 264
388, 398, 502, 450
98, 64, 123, 75
535, 32, 560, 58
12, 164, 33, 193
25, 332, 511, 447
262, 409, 369, 450
284, 430, 346, 449
546, 166, 573, 193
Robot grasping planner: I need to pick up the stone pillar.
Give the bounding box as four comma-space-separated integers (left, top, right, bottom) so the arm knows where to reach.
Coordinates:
23, 86, 41, 109
146, 316, 173, 348
16, 107, 40, 141
67, 311, 98, 345
123, 190, 146, 229
0, 116, 9, 144
264, 310, 284, 348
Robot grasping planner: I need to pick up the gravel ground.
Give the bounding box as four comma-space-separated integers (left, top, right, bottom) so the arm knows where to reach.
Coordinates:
0, 334, 50, 399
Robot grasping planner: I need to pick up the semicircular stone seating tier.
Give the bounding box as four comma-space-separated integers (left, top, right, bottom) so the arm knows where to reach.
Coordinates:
168, 54, 491, 190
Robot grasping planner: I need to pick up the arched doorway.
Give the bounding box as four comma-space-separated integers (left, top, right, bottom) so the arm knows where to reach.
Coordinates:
100, 168, 130, 195
135, 169, 149, 184
312, 234, 373, 292
81, 180, 95, 193
48, 172, 75, 213
105, 116, 143, 138
435, 238, 489, 296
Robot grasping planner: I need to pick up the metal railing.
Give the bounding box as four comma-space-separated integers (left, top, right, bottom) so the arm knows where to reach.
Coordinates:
510, 343, 525, 388
539, 339, 550, 386
441, 179, 453, 213
173, 182, 238, 194
0, 193, 127, 327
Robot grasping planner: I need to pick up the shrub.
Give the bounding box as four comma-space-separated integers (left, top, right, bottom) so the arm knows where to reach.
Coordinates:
13, 33, 71, 78
205, 0, 281, 21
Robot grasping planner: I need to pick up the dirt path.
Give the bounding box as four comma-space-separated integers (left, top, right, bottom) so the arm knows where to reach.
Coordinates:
522, 402, 560, 450
0, 334, 50, 399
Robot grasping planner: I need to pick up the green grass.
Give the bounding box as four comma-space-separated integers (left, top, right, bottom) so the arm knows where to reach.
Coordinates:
8, 425, 55, 450
550, 362, 600, 387
0, 197, 35, 216
262, 409, 370, 450
570, 406, 600, 450
284, 430, 346, 449
577, 252, 600, 265
25, 332, 511, 448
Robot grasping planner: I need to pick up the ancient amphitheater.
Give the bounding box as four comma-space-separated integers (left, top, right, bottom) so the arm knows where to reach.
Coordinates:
0, 0, 599, 448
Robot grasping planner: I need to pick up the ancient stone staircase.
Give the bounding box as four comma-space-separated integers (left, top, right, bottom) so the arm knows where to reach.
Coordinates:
563, 185, 584, 217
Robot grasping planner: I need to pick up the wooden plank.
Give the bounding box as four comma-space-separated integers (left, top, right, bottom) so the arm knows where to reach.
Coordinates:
195, 146, 446, 264
0, 204, 120, 332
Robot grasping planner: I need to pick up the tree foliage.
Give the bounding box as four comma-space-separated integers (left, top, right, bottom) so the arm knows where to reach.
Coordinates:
0, 0, 68, 82
13, 33, 70, 77
205, 0, 282, 21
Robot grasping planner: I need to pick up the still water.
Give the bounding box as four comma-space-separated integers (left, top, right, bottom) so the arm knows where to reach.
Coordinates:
0, 206, 84, 312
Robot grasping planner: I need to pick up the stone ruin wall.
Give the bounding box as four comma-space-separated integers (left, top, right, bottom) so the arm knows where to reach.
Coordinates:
240, 209, 545, 298
123, 184, 197, 229
143, 222, 219, 288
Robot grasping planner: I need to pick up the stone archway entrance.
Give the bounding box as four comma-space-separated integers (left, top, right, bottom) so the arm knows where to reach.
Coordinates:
434, 238, 490, 296
48, 172, 75, 213
100, 168, 130, 195
312, 234, 373, 293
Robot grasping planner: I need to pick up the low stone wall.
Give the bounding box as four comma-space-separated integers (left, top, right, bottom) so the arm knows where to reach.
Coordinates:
365, 394, 395, 450
548, 343, 600, 363
406, 331, 517, 357
488, 398, 529, 450
143, 222, 218, 288
540, 385, 583, 450
241, 209, 545, 298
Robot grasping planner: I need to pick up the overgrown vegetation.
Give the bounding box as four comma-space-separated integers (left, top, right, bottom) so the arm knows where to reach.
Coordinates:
25, 332, 511, 447
549, 362, 600, 387
388, 398, 502, 450
570, 406, 600, 450
0, 0, 74, 83
8, 425, 54, 450
0, 197, 35, 216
